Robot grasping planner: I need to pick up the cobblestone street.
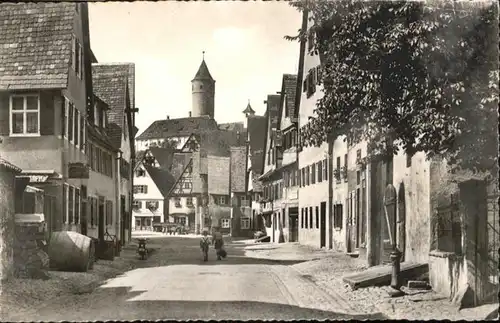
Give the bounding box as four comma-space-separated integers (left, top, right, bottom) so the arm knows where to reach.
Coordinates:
246, 242, 498, 321
1, 236, 384, 321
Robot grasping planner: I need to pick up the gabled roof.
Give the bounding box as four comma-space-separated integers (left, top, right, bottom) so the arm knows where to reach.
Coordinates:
0, 3, 75, 90
143, 164, 176, 197
278, 74, 298, 128
149, 147, 175, 170
192, 59, 214, 82
0, 158, 22, 173
136, 116, 219, 140
92, 64, 130, 148
266, 95, 281, 129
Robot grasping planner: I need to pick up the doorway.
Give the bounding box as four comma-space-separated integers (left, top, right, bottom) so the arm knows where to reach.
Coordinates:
289, 207, 299, 242
272, 213, 276, 242
120, 195, 126, 246
98, 198, 105, 242
320, 202, 327, 248
80, 201, 87, 236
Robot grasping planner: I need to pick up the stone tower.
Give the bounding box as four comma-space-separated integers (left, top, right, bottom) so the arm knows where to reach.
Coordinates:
191, 52, 215, 119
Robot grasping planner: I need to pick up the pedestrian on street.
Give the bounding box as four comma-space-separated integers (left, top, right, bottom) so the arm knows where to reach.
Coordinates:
212, 229, 224, 260
200, 229, 211, 262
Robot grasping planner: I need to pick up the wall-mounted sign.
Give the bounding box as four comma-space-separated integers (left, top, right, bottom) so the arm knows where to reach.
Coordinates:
68, 162, 89, 179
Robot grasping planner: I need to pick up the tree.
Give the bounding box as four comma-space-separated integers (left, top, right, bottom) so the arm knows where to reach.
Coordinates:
287, 0, 498, 173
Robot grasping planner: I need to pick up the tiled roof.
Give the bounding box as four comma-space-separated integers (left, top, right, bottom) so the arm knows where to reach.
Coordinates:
149, 147, 175, 170
199, 129, 247, 157
143, 164, 176, 197
218, 122, 245, 133
230, 147, 246, 193
192, 59, 214, 81
247, 115, 266, 174
281, 74, 298, 121
0, 3, 75, 90
136, 116, 219, 140
92, 63, 131, 148
170, 153, 192, 180
87, 122, 118, 152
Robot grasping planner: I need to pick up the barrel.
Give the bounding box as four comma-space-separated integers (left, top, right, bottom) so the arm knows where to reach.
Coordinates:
48, 231, 93, 272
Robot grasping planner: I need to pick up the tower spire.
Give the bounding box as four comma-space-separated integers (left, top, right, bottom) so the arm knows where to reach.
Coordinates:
202, 50, 205, 60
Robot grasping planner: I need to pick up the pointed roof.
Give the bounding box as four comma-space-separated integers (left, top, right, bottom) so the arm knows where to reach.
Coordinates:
192, 59, 214, 82
242, 101, 256, 115
143, 165, 176, 197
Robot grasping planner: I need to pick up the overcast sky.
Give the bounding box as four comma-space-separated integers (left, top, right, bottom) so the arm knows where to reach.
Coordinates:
88, 2, 302, 134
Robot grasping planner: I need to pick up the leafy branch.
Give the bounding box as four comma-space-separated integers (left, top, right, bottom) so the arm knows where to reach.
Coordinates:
287, 0, 498, 173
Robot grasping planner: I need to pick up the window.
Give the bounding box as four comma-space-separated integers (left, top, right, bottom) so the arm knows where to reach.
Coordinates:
80, 114, 85, 151
336, 156, 341, 182
282, 209, 286, 228
344, 154, 348, 182
68, 102, 74, 142
216, 195, 227, 205
318, 161, 323, 182
68, 186, 74, 224
301, 168, 305, 187
132, 200, 142, 209
306, 69, 317, 98
174, 197, 181, 208
74, 109, 80, 147
146, 200, 159, 210
63, 184, 68, 224
133, 185, 148, 194
301, 208, 304, 228
136, 168, 146, 177
240, 195, 249, 207
186, 197, 194, 207
308, 31, 315, 52
296, 169, 300, 187
63, 97, 69, 138
184, 182, 192, 189
316, 206, 319, 229
334, 204, 343, 229
221, 218, 231, 228
323, 158, 328, 179
105, 200, 113, 226
89, 197, 95, 227
304, 208, 308, 228
306, 166, 310, 186
309, 206, 313, 228
94, 103, 99, 127
75, 188, 80, 224
311, 163, 316, 184
9, 95, 40, 136
241, 217, 250, 229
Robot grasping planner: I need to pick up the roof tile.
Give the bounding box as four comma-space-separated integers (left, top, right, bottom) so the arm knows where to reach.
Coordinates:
136, 117, 219, 140
0, 3, 75, 90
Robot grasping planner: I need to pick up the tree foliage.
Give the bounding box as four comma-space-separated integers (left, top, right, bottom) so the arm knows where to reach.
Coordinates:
287, 0, 498, 173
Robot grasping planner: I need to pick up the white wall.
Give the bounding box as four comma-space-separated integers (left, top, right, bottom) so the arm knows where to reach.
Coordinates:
297, 13, 330, 249
169, 196, 197, 215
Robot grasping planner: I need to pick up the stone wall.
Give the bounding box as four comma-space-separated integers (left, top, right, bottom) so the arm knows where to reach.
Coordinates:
0, 167, 18, 281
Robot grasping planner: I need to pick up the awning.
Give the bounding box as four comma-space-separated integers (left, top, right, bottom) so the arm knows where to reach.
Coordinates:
133, 209, 154, 218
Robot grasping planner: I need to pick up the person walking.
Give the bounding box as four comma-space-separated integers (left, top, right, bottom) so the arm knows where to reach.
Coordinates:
212, 229, 224, 260
200, 229, 211, 262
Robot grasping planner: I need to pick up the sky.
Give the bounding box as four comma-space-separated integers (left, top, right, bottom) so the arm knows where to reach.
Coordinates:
88, 2, 302, 135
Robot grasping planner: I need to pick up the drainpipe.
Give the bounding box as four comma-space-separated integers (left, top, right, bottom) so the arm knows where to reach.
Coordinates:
328, 139, 334, 250
116, 151, 122, 245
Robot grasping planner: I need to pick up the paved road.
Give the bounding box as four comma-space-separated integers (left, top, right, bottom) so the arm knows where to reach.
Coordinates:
6, 236, 386, 321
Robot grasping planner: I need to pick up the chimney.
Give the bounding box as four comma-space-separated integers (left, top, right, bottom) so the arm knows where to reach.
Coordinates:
189, 111, 192, 117
166, 115, 170, 120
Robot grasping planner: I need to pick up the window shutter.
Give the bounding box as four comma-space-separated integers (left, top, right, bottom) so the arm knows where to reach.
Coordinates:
303, 78, 307, 93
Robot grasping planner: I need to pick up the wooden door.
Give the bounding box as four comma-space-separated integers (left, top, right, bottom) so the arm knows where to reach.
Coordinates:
80, 201, 87, 236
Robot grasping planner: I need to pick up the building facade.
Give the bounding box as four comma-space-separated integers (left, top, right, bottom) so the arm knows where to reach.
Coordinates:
0, 3, 92, 236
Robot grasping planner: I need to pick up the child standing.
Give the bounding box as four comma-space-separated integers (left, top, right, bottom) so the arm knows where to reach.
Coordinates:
200, 230, 211, 261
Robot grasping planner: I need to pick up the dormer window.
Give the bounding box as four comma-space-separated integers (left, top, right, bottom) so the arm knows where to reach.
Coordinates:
135, 168, 146, 177
102, 110, 107, 129
93, 103, 99, 127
